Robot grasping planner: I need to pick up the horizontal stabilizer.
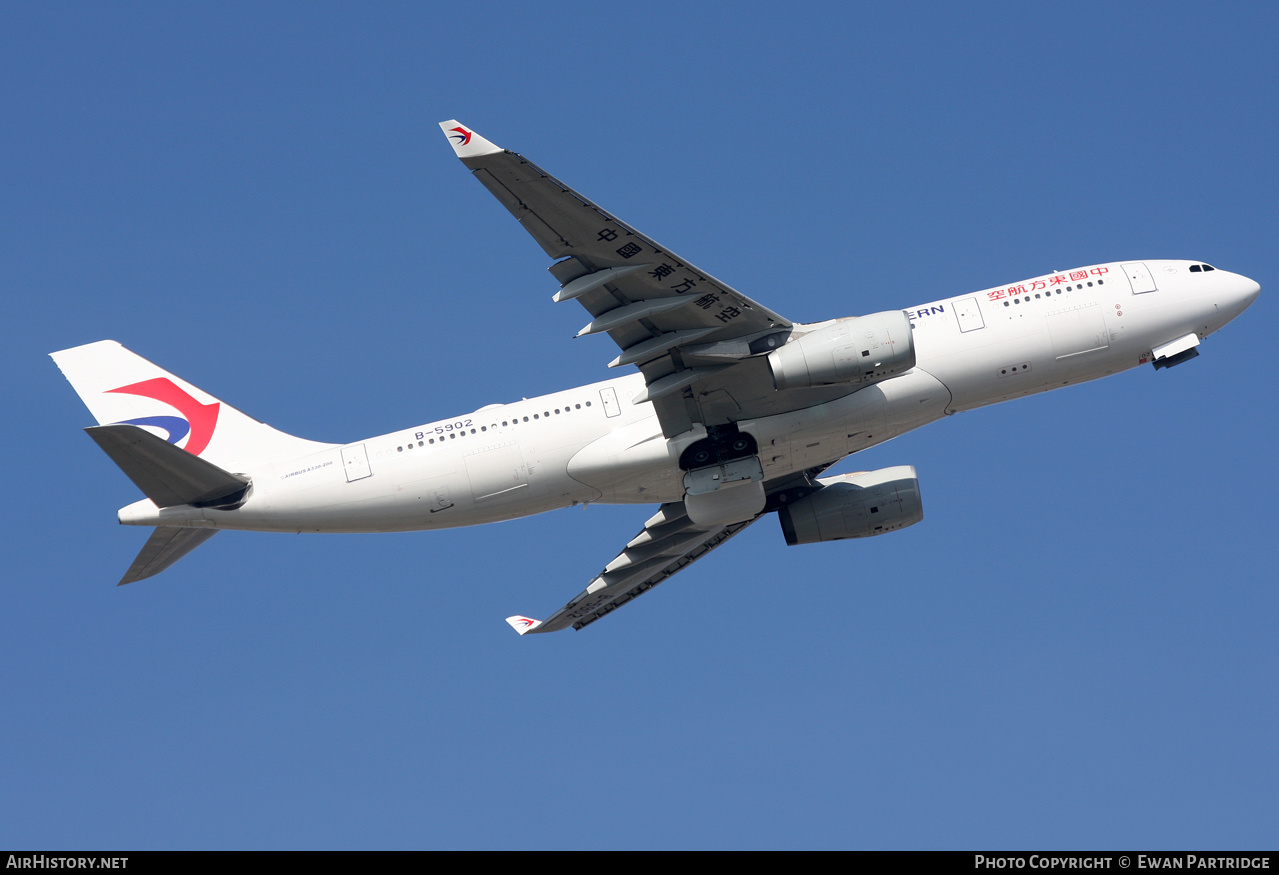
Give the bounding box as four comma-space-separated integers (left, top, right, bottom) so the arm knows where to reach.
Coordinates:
120, 526, 218, 585
86, 424, 250, 508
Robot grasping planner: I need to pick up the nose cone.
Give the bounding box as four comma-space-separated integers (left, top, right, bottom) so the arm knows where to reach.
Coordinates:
1232, 272, 1261, 315
1215, 270, 1261, 327
1240, 274, 1261, 308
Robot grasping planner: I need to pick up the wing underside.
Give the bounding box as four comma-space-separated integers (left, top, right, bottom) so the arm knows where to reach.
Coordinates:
440, 120, 805, 437
508, 501, 761, 634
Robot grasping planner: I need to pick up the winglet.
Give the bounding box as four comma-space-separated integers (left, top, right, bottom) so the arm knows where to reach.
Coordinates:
505, 615, 543, 636
439, 120, 502, 159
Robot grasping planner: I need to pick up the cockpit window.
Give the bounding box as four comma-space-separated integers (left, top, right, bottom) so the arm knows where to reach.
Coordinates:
1190, 264, 1215, 273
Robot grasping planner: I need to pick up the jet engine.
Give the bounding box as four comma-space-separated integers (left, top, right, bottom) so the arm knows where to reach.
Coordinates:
777, 466, 922, 545
767, 311, 915, 390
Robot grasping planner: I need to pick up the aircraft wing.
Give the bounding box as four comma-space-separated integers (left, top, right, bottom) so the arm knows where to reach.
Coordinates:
506, 501, 761, 634
441, 120, 801, 437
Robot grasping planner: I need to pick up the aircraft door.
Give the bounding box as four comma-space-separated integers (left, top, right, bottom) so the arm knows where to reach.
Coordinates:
599, 386, 622, 417
1122, 262, 1158, 294
341, 444, 372, 482
953, 297, 986, 333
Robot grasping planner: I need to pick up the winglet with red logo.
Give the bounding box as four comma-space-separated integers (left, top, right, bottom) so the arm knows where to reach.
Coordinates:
505, 615, 544, 636
439, 120, 502, 160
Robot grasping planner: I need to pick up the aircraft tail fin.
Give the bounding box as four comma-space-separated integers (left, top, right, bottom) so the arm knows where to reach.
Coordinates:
119, 526, 219, 585
51, 340, 334, 471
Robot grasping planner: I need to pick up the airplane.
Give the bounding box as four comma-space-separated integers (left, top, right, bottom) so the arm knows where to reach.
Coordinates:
51, 120, 1261, 634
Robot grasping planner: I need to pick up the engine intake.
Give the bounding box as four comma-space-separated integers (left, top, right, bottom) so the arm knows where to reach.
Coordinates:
768, 311, 915, 390
777, 466, 922, 545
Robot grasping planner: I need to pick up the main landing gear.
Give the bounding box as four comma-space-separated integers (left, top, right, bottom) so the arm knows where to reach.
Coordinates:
678, 425, 766, 526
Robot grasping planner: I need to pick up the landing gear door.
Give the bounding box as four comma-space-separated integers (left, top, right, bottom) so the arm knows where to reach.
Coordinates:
341, 443, 372, 482
1122, 262, 1158, 294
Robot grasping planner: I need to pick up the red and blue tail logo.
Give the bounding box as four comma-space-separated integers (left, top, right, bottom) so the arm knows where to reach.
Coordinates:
107, 378, 220, 456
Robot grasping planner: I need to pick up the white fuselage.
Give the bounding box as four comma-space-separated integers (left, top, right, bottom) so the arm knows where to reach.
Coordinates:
120, 260, 1259, 534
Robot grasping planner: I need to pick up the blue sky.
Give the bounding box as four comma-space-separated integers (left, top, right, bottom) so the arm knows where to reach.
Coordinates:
3, 1, 1276, 849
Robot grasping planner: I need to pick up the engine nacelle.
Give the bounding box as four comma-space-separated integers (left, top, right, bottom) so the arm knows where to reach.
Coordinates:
777, 466, 922, 545
767, 310, 915, 390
